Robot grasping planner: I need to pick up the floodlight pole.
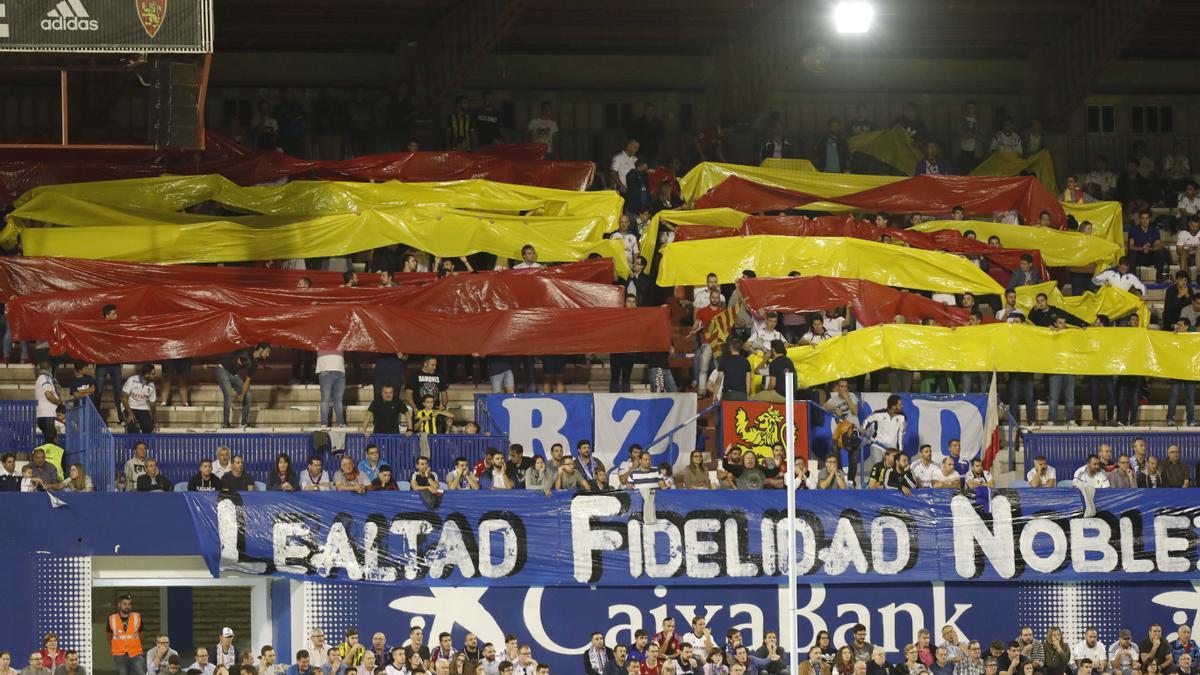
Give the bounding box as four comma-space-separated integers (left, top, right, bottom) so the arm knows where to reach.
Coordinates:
784, 371, 799, 675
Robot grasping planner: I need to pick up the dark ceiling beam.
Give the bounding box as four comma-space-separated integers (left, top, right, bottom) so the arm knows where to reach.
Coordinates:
412, 0, 529, 113
1026, 0, 1162, 130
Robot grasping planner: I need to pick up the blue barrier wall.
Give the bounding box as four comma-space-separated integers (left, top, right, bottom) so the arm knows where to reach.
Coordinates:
114, 433, 504, 485
0, 400, 36, 453
64, 398, 115, 491
1023, 431, 1200, 479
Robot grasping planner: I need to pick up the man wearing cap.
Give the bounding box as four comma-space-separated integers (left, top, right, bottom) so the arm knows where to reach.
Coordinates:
215, 628, 238, 670
1108, 630, 1139, 675
307, 631, 328, 671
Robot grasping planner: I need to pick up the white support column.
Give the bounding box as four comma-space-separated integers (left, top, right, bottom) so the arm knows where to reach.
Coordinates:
784, 372, 799, 675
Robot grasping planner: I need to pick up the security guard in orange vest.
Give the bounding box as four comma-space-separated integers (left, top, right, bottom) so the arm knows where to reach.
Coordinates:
107, 594, 145, 675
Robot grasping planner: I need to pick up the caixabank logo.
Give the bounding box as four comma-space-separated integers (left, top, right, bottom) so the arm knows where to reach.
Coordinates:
41, 0, 99, 31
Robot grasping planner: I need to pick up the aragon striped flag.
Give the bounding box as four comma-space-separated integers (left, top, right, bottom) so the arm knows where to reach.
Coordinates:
703, 301, 740, 350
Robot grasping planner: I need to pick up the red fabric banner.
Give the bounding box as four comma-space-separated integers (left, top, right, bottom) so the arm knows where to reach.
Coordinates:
0, 134, 593, 206
0, 257, 615, 302
8, 275, 624, 341
49, 306, 670, 362
738, 276, 972, 327
693, 174, 1066, 227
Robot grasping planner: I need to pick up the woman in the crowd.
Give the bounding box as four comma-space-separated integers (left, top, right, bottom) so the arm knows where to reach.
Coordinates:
267, 453, 298, 491
62, 463, 93, 492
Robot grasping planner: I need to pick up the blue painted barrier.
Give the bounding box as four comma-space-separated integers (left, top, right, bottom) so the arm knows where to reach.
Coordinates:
0, 400, 36, 454
112, 433, 506, 485
1023, 430, 1200, 479
65, 397, 116, 492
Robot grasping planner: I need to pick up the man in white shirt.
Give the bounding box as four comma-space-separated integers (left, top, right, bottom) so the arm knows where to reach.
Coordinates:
1177, 214, 1200, 271
932, 457, 962, 489
863, 394, 906, 467
823, 310, 847, 337
989, 118, 1022, 155
121, 364, 158, 433
1073, 455, 1112, 489
681, 617, 716, 657
1026, 455, 1058, 487
609, 214, 639, 269
691, 273, 721, 310
610, 139, 639, 193
33, 362, 63, 443
307, 630, 329, 670
510, 244, 544, 270
799, 317, 833, 345
1177, 183, 1200, 222
213, 445, 233, 479
188, 648, 216, 675
300, 457, 332, 491
1092, 257, 1147, 295
749, 313, 786, 353
1073, 628, 1110, 674
526, 101, 559, 158
1083, 155, 1117, 200
910, 444, 941, 489
964, 459, 994, 488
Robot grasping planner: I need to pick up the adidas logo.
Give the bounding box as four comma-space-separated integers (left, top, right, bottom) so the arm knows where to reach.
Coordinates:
41, 0, 99, 31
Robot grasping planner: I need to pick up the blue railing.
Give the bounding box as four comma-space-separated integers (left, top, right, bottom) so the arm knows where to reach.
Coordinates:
0, 400, 36, 454
65, 397, 116, 492
1023, 430, 1200, 479
113, 433, 506, 485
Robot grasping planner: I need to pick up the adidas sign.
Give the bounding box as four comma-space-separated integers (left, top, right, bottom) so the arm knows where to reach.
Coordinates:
41, 0, 99, 31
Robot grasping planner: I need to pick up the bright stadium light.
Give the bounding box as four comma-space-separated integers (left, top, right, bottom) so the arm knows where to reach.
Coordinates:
834, 1, 874, 33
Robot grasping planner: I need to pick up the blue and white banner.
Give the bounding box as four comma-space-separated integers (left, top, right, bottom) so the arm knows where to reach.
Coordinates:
478, 394, 595, 457
852, 393, 989, 460
478, 393, 698, 471
187, 488, 1200, 588
322, 580, 1200, 674
593, 394, 696, 472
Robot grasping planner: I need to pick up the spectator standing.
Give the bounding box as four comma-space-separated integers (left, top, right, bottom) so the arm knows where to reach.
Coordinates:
121, 364, 158, 433
1022, 119, 1045, 156
446, 96, 473, 150
1127, 210, 1168, 281
990, 119, 1022, 155
693, 123, 727, 163
34, 362, 62, 442
894, 103, 928, 146
849, 104, 874, 136
316, 349, 346, 428
214, 628, 237, 670
527, 102, 559, 159
751, 340, 796, 403
759, 122, 796, 164
474, 91, 503, 146
362, 384, 411, 437
215, 344, 270, 429
407, 357, 449, 410
956, 101, 983, 171
611, 139, 640, 194
107, 594, 145, 675
813, 119, 850, 173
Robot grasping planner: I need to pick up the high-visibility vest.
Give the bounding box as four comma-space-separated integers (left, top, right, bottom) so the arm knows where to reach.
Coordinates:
108, 612, 143, 656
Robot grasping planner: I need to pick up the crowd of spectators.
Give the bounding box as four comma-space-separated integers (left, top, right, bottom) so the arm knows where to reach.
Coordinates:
16, 593, 1200, 675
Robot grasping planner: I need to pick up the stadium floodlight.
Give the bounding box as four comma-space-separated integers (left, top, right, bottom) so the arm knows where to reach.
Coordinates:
833, 1, 874, 33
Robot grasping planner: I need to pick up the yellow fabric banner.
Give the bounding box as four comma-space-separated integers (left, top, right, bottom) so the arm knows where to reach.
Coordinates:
971, 149, 1058, 196
847, 127, 923, 176
13, 174, 621, 221
759, 158, 818, 173
1062, 200, 1125, 249
778, 323, 1200, 386
910, 219, 1123, 270
678, 161, 899, 205
13, 200, 630, 273
1014, 281, 1149, 327
636, 207, 748, 266
3, 175, 623, 250
656, 235, 1004, 294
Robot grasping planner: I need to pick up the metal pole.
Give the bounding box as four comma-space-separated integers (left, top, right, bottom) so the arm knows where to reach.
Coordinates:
784, 371, 799, 675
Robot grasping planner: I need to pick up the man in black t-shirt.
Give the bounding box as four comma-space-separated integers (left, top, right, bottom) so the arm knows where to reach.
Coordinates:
406, 356, 448, 409
215, 343, 271, 428
716, 337, 752, 401
69, 362, 97, 401
751, 340, 795, 403
221, 455, 256, 492
361, 384, 411, 437
474, 91, 503, 146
